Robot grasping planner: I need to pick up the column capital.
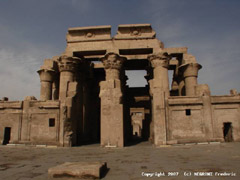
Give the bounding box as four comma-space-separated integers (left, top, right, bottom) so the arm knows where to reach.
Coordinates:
100, 52, 126, 70
37, 68, 55, 82
180, 63, 202, 78
148, 52, 171, 68
58, 55, 82, 72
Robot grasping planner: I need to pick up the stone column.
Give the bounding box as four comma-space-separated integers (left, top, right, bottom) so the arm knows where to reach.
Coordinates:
99, 53, 126, 147
144, 67, 154, 142
181, 63, 202, 96
52, 76, 60, 100
58, 55, 79, 100
148, 52, 171, 146
170, 69, 179, 96
58, 55, 81, 146
177, 75, 185, 96
37, 69, 55, 100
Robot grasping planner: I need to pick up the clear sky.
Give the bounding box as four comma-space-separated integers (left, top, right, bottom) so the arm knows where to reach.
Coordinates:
0, 0, 239, 100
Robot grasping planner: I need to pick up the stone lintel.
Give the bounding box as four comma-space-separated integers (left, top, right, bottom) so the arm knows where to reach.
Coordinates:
163, 47, 188, 55
130, 107, 145, 113
115, 24, 156, 39
93, 62, 104, 69
66, 38, 162, 58
130, 108, 145, 118
48, 161, 107, 179
134, 96, 150, 102
168, 97, 203, 106
30, 101, 60, 108
211, 96, 240, 104
67, 25, 111, 43
0, 101, 23, 109
38, 104, 60, 109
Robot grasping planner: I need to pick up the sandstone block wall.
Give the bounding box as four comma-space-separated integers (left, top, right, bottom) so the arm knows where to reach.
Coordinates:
0, 100, 60, 145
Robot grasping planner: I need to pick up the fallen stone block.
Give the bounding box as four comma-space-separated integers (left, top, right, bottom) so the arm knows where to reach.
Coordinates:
48, 162, 107, 179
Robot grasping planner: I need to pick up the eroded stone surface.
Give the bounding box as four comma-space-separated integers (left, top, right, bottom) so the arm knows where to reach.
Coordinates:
48, 161, 107, 179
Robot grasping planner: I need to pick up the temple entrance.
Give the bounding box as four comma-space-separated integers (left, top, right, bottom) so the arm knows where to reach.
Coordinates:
125, 69, 152, 146
223, 122, 233, 142
3, 127, 11, 145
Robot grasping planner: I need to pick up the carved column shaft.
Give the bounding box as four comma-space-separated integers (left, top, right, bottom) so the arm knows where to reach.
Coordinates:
59, 56, 79, 100
153, 65, 169, 96
182, 63, 201, 96
148, 52, 171, 146
99, 53, 126, 147
52, 77, 59, 100
38, 69, 55, 101
177, 75, 185, 96
105, 69, 120, 80
58, 55, 82, 147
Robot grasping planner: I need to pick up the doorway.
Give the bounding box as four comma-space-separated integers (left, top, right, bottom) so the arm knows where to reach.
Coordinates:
223, 122, 233, 142
3, 127, 11, 145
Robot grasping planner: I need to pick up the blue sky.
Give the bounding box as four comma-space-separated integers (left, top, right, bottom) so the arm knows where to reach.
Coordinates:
0, 0, 239, 100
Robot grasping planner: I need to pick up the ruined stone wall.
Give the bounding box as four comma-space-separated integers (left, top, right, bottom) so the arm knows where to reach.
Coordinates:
0, 100, 60, 145
0, 101, 22, 144
167, 97, 205, 143
211, 95, 240, 142
167, 95, 240, 144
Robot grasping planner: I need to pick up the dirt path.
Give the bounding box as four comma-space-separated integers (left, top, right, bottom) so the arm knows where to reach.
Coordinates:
0, 142, 239, 179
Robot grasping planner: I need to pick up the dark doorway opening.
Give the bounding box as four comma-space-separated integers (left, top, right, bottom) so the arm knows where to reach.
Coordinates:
223, 122, 233, 142
3, 127, 11, 145
125, 86, 152, 147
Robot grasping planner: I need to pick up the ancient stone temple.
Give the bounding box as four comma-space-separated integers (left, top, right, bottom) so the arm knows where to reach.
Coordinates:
0, 24, 240, 147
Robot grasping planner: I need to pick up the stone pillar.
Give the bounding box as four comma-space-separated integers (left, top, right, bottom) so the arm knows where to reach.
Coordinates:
37, 69, 55, 100
58, 55, 79, 100
178, 76, 185, 96
170, 69, 179, 96
99, 53, 126, 147
52, 76, 59, 100
148, 52, 171, 146
58, 55, 81, 147
196, 84, 214, 140
145, 67, 154, 143
181, 63, 202, 96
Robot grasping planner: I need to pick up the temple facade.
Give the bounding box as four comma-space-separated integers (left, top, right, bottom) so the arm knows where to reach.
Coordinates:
0, 24, 240, 147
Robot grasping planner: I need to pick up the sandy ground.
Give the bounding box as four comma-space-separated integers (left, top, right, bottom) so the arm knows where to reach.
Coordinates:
0, 142, 239, 180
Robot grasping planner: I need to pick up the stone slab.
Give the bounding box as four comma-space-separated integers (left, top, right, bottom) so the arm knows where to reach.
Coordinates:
67, 25, 111, 42
6, 144, 16, 146
209, 142, 221, 144
115, 24, 156, 39
36, 145, 47, 148
185, 143, 196, 146
197, 142, 209, 145
48, 161, 107, 179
